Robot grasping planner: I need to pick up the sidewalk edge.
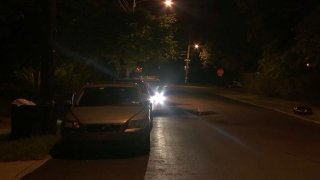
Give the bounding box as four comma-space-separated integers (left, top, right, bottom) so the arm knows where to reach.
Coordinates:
15, 155, 51, 179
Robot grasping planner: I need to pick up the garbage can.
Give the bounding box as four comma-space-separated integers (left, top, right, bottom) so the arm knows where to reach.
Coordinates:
11, 98, 57, 139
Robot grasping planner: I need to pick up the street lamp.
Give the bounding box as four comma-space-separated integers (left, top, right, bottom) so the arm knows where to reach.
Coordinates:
163, 0, 173, 7
131, 0, 173, 14
184, 42, 199, 84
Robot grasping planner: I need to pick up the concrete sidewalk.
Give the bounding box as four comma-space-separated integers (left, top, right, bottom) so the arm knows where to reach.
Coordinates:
0, 117, 52, 180
0, 156, 50, 180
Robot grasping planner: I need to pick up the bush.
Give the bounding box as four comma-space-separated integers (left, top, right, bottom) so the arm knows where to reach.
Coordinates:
298, 73, 320, 105
244, 72, 320, 104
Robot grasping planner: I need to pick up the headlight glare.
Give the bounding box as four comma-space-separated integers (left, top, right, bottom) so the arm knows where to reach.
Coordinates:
150, 92, 166, 105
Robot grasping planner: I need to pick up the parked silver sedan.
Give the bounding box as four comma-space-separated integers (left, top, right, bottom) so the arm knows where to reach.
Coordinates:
61, 82, 152, 153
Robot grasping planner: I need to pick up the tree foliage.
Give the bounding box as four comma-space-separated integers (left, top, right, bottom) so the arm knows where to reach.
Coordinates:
235, 0, 320, 101
1, 0, 178, 94
56, 0, 177, 76
293, 6, 320, 71
113, 12, 177, 68
235, 0, 320, 77
194, 0, 255, 77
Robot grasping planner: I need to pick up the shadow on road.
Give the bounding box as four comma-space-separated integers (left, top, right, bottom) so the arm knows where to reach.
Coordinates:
25, 142, 150, 180
153, 105, 216, 117
50, 140, 149, 160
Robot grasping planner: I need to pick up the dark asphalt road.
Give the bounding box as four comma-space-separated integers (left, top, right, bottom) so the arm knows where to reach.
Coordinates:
23, 86, 320, 180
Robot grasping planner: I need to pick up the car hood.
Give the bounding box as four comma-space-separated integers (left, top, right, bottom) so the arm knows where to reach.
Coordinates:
68, 106, 146, 124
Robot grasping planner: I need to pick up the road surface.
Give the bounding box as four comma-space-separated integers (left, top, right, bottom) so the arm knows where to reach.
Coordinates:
23, 86, 320, 180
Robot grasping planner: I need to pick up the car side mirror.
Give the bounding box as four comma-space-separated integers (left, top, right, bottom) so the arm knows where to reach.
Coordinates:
71, 92, 76, 103
64, 92, 76, 106
64, 100, 72, 106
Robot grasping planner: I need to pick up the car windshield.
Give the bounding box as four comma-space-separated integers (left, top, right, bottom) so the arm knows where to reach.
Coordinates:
146, 80, 162, 93
114, 80, 149, 95
77, 86, 140, 106
146, 80, 160, 88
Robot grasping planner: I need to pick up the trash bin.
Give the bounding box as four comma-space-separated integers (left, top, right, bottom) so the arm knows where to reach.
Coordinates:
11, 98, 57, 139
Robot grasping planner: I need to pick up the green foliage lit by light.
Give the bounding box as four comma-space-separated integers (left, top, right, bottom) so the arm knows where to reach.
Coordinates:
113, 12, 177, 69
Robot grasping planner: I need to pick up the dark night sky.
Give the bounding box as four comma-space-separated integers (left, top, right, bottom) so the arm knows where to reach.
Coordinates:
1, 0, 319, 82
172, 0, 249, 59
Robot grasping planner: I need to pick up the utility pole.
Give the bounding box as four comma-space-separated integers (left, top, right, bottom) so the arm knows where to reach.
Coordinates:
184, 41, 191, 84
133, 0, 137, 14
40, 0, 56, 103
184, 40, 199, 84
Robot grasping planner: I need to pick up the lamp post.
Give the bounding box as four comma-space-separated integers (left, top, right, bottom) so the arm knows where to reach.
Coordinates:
40, 0, 56, 102
184, 42, 199, 84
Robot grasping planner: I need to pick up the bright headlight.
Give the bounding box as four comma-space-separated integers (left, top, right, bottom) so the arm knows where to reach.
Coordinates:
150, 92, 166, 105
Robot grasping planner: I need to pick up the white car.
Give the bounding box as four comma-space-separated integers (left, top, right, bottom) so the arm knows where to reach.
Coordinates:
61, 82, 152, 153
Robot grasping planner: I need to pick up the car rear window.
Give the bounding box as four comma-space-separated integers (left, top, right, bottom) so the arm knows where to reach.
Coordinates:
77, 86, 141, 106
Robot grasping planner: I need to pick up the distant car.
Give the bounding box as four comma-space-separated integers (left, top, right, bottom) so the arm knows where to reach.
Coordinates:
226, 81, 243, 88
142, 77, 164, 95
61, 82, 152, 153
138, 76, 167, 108
293, 105, 312, 115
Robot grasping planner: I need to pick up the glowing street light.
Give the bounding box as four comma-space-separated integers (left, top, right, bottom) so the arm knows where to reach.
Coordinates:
164, 0, 173, 7
129, 0, 173, 14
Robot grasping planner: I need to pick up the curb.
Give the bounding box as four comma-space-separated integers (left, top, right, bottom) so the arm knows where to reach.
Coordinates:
15, 156, 51, 179
213, 94, 320, 126
172, 85, 320, 126
247, 102, 320, 126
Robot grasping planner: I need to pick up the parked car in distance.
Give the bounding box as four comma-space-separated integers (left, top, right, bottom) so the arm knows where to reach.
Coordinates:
293, 105, 313, 115
138, 76, 164, 95
137, 76, 167, 108
226, 81, 243, 88
61, 82, 152, 153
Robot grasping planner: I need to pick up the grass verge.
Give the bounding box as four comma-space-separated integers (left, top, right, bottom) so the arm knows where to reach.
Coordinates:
0, 135, 59, 162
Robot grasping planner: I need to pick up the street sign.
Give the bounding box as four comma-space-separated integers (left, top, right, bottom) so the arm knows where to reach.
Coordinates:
217, 67, 224, 77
